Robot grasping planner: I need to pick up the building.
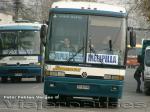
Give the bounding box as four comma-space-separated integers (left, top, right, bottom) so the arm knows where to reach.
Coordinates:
0, 13, 13, 24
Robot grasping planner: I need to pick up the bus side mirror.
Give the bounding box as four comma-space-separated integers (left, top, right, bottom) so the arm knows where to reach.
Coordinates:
137, 55, 142, 63
40, 25, 47, 46
129, 29, 136, 47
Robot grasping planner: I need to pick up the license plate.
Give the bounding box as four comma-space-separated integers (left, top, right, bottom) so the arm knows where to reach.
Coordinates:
15, 73, 22, 76
77, 85, 90, 90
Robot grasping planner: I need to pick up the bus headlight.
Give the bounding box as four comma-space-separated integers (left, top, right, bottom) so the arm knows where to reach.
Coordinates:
45, 71, 65, 77
0, 63, 7, 66
34, 62, 40, 66
104, 74, 124, 80
29, 62, 40, 66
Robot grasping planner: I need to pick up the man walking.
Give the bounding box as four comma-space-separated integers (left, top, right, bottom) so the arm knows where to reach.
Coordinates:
134, 65, 144, 93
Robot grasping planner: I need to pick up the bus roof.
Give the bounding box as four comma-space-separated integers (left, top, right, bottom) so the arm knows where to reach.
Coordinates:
0, 23, 42, 31
51, 1, 126, 14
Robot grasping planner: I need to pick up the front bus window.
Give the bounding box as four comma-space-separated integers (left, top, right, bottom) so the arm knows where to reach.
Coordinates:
87, 16, 126, 66
145, 49, 150, 66
47, 14, 87, 63
0, 31, 18, 55
0, 30, 40, 55
18, 31, 40, 54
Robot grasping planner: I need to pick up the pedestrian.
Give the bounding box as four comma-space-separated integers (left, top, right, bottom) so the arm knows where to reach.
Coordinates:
134, 65, 144, 93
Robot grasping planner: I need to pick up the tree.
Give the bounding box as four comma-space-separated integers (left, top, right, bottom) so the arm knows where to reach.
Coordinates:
13, 0, 23, 20
138, 0, 150, 21
39, 0, 97, 21
73, 0, 97, 1
13, 0, 98, 22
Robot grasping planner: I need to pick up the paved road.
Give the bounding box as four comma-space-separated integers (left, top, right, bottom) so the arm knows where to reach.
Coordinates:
0, 68, 150, 112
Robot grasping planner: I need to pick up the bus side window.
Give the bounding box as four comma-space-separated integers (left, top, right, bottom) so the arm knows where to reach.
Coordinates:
0, 37, 2, 54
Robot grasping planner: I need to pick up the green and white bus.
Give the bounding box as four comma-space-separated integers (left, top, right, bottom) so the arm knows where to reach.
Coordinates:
0, 22, 43, 82
41, 1, 136, 105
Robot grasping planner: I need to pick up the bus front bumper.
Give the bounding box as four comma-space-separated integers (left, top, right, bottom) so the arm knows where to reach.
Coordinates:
44, 76, 124, 98
0, 65, 41, 78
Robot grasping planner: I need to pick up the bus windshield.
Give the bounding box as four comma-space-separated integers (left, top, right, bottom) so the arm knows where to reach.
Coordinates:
87, 16, 126, 65
145, 49, 150, 66
0, 30, 40, 55
47, 13, 126, 65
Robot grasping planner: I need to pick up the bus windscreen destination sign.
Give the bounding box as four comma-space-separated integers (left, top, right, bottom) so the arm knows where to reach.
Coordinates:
86, 53, 118, 65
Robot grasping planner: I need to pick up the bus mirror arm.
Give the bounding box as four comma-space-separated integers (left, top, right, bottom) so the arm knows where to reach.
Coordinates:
40, 25, 47, 46
109, 40, 112, 51
129, 27, 136, 47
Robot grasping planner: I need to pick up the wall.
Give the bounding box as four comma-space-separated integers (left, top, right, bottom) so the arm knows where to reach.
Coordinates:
0, 13, 13, 24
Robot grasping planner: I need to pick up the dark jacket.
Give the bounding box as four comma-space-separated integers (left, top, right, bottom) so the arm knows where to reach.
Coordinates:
134, 66, 143, 78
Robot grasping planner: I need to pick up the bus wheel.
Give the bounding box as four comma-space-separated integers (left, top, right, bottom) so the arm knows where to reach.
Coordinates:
42, 76, 44, 82
99, 97, 108, 108
10, 77, 21, 83
144, 82, 150, 95
59, 95, 67, 101
99, 97, 118, 108
59, 95, 73, 101
47, 95, 57, 103
1, 77, 8, 83
36, 76, 42, 83
144, 87, 150, 95
11, 78, 15, 83
16, 77, 21, 82
108, 97, 118, 108
59, 95, 72, 106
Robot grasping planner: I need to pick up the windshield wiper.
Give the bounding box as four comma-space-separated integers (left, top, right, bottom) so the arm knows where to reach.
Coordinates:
109, 40, 112, 51
18, 43, 29, 55
67, 46, 84, 62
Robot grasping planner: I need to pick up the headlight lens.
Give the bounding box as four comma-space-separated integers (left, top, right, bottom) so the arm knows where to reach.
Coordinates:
45, 71, 65, 77
104, 74, 124, 80
29, 62, 40, 66
0, 63, 7, 66
34, 62, 40, 66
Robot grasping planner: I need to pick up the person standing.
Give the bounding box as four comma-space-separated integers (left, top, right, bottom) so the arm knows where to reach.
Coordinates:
134, 65, 144, 93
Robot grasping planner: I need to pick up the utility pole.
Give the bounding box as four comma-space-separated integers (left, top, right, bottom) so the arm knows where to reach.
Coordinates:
35, 0, 39, 21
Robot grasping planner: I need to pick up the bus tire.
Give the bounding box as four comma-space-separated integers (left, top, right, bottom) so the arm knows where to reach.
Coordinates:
144, 82, 150, 95
36, 76, 42, 83
144, 88, 150, 95
99, 97, 108, 108
59, 95, 72, 106
1, 77, 8, 83
99, 97, 118, 108
47, 95, 57, 104
42, 76, 44, 82
10, 77, 21, 83
16, 77, 21, 82
108, 97, 118, 108
59, 95, 67, 101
